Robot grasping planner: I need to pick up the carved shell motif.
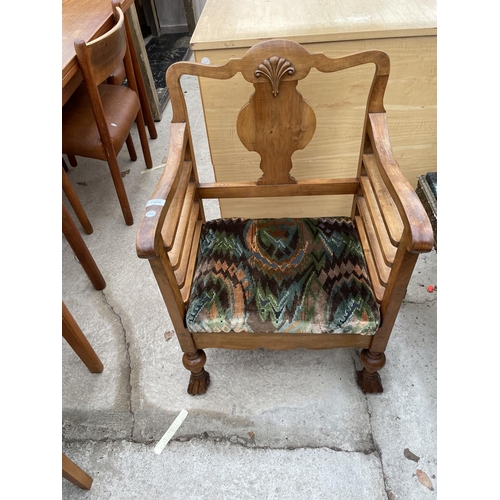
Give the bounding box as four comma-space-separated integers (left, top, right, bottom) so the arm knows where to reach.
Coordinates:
254, 56, 295, 97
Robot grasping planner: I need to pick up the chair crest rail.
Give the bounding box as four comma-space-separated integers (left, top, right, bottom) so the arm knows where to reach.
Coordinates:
166, 41, 390, 123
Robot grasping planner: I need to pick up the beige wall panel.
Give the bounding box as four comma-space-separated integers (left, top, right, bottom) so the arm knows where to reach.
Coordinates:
220, 195, 356, 220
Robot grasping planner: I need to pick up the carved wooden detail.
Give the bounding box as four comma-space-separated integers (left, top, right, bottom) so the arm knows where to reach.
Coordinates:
182, 349, 210, 395
237, 79, 316, 185
356, 349, 386, 393
254, 56, 296, 97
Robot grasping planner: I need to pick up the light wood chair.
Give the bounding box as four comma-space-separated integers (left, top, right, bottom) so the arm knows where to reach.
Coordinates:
67, 6, 159, 171
136, 40, 434, 395
63, 203, 106, 290
62, 0, 152, 226
62, 167, 93, 235
62, 301, 104, 373
62, 453, 93, 490
62, 302, 103, 489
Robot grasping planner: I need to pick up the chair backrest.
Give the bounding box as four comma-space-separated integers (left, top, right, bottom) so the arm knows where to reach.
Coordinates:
74, 3, 128, 87
166, 40, 389, 189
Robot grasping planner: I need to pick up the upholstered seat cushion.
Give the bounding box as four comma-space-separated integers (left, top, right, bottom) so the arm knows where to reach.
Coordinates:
186, 217, 380, 334
62, 82, 140, 161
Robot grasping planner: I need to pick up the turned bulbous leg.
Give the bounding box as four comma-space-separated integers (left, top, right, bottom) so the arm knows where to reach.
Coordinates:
182, 349, 210, 395
356, 349, 386, 393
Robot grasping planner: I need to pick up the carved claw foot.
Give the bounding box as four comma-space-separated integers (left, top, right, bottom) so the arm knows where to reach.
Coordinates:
187, 370, 211, 395
183, 349, 210, 395
356, 349, 386, 394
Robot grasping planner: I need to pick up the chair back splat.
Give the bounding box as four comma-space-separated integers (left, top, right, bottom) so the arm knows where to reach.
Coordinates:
136, 39, 434, 395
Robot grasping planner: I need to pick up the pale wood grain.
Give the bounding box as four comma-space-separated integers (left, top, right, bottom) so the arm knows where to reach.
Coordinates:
190, 0, 436, 50
221, 195, 356, 219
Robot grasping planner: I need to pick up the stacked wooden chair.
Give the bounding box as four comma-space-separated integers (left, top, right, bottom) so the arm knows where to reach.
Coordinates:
136, 40, 434, 395
62, 0, 152, 226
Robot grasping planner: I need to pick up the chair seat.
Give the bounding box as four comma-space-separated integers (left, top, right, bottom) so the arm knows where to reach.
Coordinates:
186, 217, 380, 335
62, 82, 140, 160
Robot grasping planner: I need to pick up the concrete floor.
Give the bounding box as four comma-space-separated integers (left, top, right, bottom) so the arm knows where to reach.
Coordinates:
62, 74, 437, 499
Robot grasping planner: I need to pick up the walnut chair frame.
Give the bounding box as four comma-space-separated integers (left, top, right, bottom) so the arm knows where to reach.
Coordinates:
136, 40, 434, 395
62, 0, 152, 226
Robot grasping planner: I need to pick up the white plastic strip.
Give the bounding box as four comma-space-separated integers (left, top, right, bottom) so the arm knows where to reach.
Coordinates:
141, 164, 166, 174
154, 410, 188, 455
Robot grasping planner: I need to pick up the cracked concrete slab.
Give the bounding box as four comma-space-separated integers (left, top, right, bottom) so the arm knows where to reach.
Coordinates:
131, 345, 375, 450
62, 291, 133, 441
62, 439, 387, 500
362, 277, 437, 498
62, 58, 437, 498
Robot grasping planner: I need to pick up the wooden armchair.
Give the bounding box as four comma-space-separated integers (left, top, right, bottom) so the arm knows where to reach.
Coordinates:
136, 40, 434, 395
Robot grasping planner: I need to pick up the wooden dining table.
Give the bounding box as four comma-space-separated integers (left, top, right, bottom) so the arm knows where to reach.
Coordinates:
62, 0, 157, 138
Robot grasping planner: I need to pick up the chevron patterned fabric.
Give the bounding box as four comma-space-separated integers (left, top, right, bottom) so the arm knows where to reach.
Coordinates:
186, 217, 380, 334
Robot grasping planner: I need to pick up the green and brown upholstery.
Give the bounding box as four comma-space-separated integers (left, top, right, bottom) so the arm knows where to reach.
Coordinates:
186, 217, 380, 335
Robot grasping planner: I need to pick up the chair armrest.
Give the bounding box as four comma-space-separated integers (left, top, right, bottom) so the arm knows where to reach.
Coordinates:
368, 113, 434, 253
136, 122, 188, 259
